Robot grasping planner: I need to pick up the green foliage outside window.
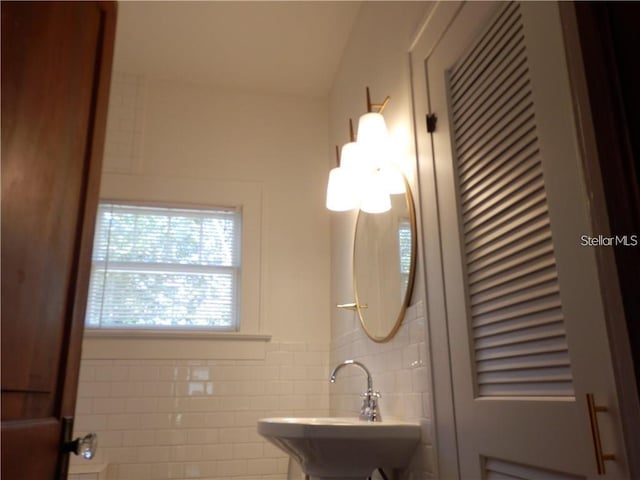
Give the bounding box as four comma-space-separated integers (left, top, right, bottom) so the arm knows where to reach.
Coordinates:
86, 203, 241, 329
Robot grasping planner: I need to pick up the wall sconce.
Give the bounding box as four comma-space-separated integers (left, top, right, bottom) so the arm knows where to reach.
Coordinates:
326, 120, 362, 211
326, 87, 404, 214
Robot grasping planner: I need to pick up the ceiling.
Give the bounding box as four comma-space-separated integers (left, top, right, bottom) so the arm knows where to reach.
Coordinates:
113, 1, 362, 98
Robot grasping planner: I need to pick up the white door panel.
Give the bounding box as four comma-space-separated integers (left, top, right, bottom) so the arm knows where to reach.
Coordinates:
411, 1, 628, 478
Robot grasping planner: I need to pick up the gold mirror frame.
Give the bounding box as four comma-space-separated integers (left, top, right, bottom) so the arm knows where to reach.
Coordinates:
353, 177, 417, 343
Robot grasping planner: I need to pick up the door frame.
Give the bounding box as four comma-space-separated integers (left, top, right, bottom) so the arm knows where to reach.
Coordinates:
409, 1, 639, 478
409, 3, 464, 478
558, 3, 640, 478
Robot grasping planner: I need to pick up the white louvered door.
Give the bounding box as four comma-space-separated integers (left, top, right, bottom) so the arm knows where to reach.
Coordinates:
412, 2, 629, 478
450, 1, 573, 400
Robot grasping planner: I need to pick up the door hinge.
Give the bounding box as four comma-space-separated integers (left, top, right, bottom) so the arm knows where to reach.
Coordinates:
426, 113, 437, 133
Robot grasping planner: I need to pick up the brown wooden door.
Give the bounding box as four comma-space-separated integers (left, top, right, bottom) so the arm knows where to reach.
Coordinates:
1, 3, 115, 479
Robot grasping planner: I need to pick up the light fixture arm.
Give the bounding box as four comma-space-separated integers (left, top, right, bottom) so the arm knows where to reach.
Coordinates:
349, 118, 356, 142
366, 86, 390, 114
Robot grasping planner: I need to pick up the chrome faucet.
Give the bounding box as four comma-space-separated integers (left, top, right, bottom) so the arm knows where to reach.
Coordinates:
330, 360, 381, 422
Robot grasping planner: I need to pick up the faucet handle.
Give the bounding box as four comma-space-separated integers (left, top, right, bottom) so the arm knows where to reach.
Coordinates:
359, 391, 382, 422
359, 391, 381, 399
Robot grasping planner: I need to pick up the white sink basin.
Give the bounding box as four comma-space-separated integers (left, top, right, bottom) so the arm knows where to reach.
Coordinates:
257, 417, 420, 479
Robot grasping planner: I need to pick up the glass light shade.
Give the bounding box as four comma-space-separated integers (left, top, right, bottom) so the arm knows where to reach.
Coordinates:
357, 112, 390, 146
340, 141, 369, 201
380, 166, 405, 195
340, 141, 369, 174
360, 171, 391, 214
326, 167, 359, 211
357, 112, 392, 171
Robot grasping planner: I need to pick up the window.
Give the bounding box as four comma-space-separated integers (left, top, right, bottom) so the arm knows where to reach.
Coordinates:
86, 202, 241, 330
398, 219, 412, 294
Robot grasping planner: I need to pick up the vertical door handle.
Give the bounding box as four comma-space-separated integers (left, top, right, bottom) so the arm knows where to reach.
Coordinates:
586, 393, 616, 475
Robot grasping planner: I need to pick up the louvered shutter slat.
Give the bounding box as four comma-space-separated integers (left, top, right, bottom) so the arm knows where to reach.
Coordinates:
447, 2, 573, 397
475, 336, 569, 362
449, 3, 521, 97
455, 75, 531, 159
462, 165, 543, 225
471, 268, 557, 305
454, 54, 529, 143
484, 457, 583, 480
477, 351, 570, 373
464, 190, 546, 244
458, 123, 536, 180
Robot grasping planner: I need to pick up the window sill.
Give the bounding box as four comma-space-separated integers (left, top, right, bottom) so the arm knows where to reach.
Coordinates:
84, 329, 271, 341
82, 329, 272, 360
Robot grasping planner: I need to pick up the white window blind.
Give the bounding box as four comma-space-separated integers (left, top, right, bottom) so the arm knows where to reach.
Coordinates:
86, 202, 241, 330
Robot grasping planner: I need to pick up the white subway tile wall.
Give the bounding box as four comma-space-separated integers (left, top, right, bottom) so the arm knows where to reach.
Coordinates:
330, 301, 436, 479
72, 342, 329, 480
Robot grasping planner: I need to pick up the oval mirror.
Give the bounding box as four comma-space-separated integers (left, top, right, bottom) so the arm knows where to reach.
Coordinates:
353, 178, 417, 342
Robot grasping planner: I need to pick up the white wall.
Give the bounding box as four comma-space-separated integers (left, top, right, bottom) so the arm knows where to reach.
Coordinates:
72, 72, 331, 480
327, 2, 436, 478
123, 73, 332, 344
98, 71, 332, 344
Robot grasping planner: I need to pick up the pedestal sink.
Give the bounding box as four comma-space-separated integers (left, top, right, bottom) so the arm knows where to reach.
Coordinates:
257, 417, 420, 480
